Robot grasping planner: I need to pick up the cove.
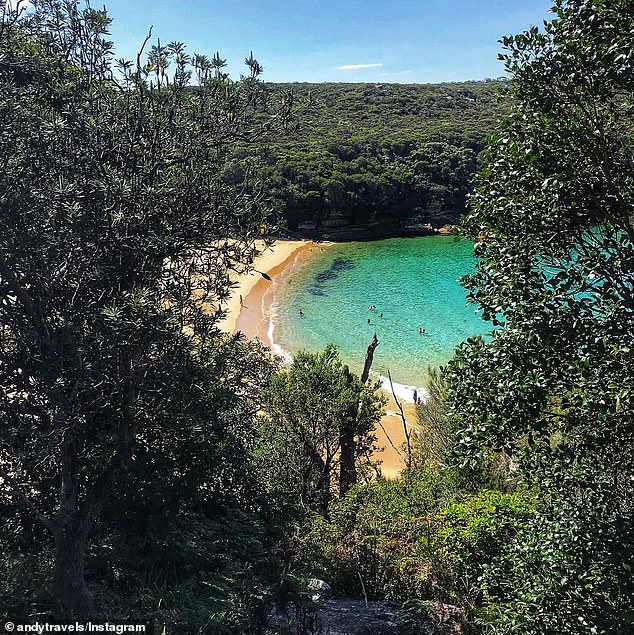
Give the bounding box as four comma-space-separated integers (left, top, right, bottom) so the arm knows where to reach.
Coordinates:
273, 236, 491, 387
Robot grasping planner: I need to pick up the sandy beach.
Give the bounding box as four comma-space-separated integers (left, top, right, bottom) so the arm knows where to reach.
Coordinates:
224, 238, 420, 479
217, 240, 310, 334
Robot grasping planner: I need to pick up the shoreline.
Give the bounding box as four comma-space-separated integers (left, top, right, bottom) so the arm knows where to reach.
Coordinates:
226, 238, 421, 479
284, 222, 454, 243
217, 240, 309, 334
234, 240, 322, 344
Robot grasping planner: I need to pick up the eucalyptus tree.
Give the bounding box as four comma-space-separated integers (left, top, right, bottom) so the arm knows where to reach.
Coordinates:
0, 0, 291, 618
445, 1, 634, 631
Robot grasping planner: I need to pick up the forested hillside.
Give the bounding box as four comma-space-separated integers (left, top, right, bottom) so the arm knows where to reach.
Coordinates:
255, 81, 508, 233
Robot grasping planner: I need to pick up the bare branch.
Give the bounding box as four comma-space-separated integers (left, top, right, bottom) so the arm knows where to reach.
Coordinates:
387, 370, 413, 470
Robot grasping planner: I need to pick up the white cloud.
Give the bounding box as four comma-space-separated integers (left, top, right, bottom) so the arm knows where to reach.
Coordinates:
336, 63, 383, 70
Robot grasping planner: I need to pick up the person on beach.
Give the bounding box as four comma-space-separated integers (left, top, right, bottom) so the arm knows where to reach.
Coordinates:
239, 295, 243, 307
413, 388, 418, 403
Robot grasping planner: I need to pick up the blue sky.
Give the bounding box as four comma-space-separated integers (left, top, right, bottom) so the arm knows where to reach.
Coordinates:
103, 0, 554, 83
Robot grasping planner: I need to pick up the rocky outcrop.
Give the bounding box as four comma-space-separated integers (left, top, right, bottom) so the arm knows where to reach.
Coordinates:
314, 600, 405, 635
267, 599, 469, 635
435, 224, 454, 235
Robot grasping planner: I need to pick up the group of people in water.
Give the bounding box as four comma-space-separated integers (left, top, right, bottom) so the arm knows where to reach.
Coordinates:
367, 305, 427, 334
368, 305, 383, 319
298, 304, 428, 335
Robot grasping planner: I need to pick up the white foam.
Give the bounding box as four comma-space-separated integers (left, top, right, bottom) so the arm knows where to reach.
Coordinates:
266, 285, 294, 366
377, 374, 429, 404
265, 298, 429, 394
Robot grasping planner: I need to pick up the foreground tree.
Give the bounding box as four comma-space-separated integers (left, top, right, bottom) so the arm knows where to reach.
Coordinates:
445, 1, 633, 632
0, 0, 291, 618
257, 346, 383, 513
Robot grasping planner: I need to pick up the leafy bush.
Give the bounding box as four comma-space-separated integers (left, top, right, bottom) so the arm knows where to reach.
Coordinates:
297, 471, 536, 609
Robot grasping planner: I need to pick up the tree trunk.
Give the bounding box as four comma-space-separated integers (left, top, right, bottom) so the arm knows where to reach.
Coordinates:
53, 522, 94, 619
361, 333, 379, 384
339, 366, 358, 496
339, 335, 380, 496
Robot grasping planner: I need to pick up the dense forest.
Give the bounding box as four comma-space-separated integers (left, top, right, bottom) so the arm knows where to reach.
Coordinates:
0, 1, 632, 634
250, 81, 508, 234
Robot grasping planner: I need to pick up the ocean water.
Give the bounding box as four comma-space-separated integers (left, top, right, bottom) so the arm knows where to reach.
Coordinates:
273, 236, 491, 391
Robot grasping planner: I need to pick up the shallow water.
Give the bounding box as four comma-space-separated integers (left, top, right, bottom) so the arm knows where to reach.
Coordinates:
274, 236, 491, 387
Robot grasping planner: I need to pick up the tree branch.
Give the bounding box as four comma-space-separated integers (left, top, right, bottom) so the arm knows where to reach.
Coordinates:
387, 370, 413, 470
0, 251, 53, 359
0, 467, 55, 533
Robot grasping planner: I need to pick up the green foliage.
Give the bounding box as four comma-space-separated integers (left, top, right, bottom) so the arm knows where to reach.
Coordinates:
415, 368, 513, 492
0, 551, 54, 622
477, 499, 634, 634
297, 470, 535, 609
436, 490, 537, 599
88, 508, 288, 635
250, 81, 509, 231
0, 0, 291, 626
445, 1, 634, 632
257, 345, 384, 512
415, 366, 453, 468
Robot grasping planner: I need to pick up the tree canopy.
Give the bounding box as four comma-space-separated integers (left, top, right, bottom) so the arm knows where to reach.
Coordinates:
0, 0, 289, 619
446, 0, 634, 631
257, 345, 383, 513
253, 81, 509, 233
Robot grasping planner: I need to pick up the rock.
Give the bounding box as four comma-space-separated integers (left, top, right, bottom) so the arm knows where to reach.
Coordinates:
307, 578, 332, 601
435, 224, 454, 235
401, 601, 470, 635
266, 598, 469, 634
427, 602, 470, 634
317, 600, 402, 635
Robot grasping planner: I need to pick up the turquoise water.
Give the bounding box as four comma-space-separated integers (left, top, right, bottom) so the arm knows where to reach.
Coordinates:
274, 236, 491, 387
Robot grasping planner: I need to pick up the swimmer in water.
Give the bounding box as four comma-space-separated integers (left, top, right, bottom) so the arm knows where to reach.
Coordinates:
299, 309, 304, 316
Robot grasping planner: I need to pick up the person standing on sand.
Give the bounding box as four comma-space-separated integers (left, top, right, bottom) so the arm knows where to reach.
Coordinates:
413, 388, 418, 403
